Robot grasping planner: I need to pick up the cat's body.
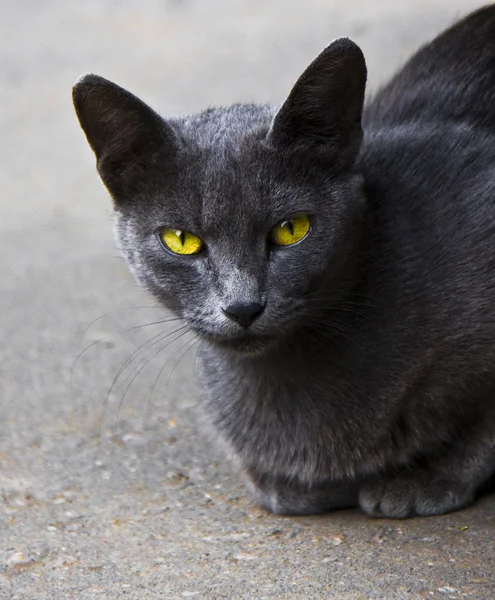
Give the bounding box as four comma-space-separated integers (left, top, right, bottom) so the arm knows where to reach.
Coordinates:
74, 6, 495, 517
203, 121, 495, 515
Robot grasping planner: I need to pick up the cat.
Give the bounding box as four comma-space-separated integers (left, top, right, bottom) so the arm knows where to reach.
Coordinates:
73, 5, 495, 518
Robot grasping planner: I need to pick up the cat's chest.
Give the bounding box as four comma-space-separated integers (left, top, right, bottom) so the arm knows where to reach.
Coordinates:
198, 348, 398, 481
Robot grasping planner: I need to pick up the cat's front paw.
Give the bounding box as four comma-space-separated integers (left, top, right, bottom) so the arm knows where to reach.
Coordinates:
359, 473, 474, 518
245, 474, 358, 516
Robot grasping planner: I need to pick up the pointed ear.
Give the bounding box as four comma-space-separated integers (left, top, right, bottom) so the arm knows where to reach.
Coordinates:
267, 38, 367, 165
72, 74, 178, 200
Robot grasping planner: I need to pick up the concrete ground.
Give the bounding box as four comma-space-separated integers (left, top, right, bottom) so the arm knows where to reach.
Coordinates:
1, 0, 494, 598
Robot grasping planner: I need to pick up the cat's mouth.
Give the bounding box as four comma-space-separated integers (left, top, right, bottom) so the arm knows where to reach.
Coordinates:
204, 333, 278, 356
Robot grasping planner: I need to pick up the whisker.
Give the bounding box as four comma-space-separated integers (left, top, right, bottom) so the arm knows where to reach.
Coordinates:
79, 305, 161, 339
71, 315, 182, 381
144, 334, 198, 426
193, 340, 206, 382
303, 316, 381, 355
97, 324, 188, 438
303, 290, 394, 314
303, 296, 376, 310
113, 326, 193, 435
162, 336, 199, 397
304, 302, 368, 315
105, 326, 185, 397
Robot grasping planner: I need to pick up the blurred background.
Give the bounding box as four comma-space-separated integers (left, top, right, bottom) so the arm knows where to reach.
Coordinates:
1, 1, 492, 599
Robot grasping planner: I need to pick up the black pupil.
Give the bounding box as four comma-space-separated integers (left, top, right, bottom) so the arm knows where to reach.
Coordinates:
179, 230, 186, 245
285, 220, 294, 236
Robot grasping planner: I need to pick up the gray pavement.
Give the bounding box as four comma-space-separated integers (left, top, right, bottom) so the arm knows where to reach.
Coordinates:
1, 1, 494, 598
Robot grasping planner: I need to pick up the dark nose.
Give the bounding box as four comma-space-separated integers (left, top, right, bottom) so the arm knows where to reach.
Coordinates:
222, 302, 265, 328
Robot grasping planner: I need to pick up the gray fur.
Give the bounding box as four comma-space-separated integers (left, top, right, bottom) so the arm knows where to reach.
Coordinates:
73, 9, 495, 517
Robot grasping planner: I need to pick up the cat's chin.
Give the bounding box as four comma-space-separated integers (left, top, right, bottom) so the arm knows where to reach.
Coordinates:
204, 334, 278, 357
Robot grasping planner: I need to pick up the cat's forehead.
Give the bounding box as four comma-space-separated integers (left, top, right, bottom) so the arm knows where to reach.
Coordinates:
170, 106, 276, 223
176, 104, 274, 149
167, 105, 315, 232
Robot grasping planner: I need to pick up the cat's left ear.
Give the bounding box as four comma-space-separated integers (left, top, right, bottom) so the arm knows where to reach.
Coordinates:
267, 38, 367, 165
73, 74, 179, 201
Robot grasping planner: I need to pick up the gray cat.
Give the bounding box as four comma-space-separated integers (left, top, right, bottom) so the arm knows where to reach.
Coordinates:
73, 6, 495, 518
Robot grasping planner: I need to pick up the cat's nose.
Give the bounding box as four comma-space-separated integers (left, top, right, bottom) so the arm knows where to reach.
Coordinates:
222, 302, 265, 328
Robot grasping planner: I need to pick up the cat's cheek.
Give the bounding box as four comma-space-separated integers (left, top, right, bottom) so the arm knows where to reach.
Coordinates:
181, 298, 225, 334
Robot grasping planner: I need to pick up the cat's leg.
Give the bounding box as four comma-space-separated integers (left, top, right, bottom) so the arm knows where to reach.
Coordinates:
359, 424, 495, 518
244, 472, 359, 516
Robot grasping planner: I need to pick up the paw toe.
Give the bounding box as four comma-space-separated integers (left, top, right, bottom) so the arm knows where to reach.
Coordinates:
359, 475, 474, 519
415, 479, 473, 516
359, 478, 415, 518
358, 481, 385, 516
378, 479, 417, 518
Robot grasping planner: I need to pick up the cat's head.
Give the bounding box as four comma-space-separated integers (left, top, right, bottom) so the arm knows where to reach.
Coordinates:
73, 38, 367, 355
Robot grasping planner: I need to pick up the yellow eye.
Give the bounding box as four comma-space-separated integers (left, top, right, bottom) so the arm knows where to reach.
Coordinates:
160, 228, 203, 255
270, 214, 311, 246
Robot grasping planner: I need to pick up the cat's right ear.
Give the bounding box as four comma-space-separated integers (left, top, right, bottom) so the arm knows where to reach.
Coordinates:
267, 38, 367, 166
72, 74, 178, 202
